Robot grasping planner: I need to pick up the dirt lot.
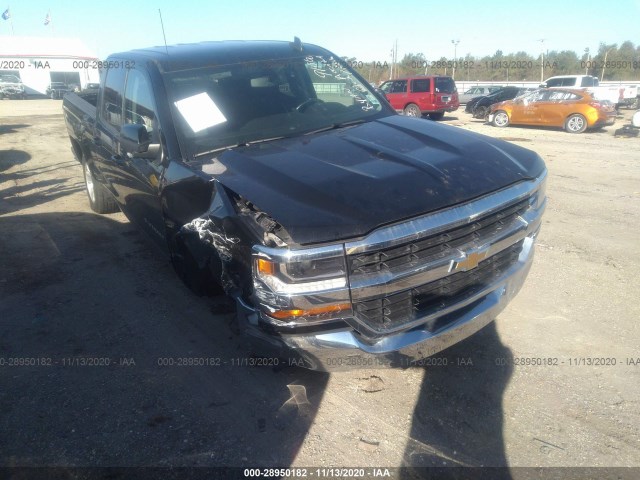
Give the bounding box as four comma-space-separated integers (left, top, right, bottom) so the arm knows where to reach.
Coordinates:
1, 100, 639, 477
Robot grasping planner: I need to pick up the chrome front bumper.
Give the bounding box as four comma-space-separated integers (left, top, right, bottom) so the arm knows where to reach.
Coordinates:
237, 232, 538, 371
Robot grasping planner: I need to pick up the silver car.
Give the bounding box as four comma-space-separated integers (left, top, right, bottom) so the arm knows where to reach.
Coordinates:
458, 85, 502, 104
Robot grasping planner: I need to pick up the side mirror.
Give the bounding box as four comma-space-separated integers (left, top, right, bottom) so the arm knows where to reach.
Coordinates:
121, 124, 151, 154
539, 82, 547, 88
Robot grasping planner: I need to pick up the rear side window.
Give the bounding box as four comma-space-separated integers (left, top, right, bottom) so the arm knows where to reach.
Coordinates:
549, 91, 581, 101
546, 78, 576, 87
411, 79, 430, 93
101, 66, 126, 130
580, 77, 596, 87
434, 77, 456, 93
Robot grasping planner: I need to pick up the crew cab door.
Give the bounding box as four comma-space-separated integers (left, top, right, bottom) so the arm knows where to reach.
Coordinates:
112, 67, 167, 246
93, 65, 167, 247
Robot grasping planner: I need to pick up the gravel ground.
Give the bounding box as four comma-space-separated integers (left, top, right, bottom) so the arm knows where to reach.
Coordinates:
1, 100, 638, 477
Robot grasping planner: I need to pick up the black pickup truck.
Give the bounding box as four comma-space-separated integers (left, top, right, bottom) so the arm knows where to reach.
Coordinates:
63, 39, 547, 371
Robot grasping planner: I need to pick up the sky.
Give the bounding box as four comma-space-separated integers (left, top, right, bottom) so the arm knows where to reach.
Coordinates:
1, 0, 639, 62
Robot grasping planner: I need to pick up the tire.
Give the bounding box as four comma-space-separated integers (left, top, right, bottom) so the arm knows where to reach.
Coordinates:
428, 112, 445, 121
474, 106, 488, 119
82, 160, 119, 214
492, 110, 510, 128
564, 114, 587, 134
403, 103, 421, 117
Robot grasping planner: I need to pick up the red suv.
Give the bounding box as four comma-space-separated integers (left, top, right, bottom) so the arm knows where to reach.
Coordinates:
379, 76, 459, 120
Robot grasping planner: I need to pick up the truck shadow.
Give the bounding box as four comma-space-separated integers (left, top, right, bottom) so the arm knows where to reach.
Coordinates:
0, 211, 512, 474
0, 148, 31, 172
0, 212, 328, 469
401, 323, 514, 479
0, 178, 84, 215
0, 124, 30, 136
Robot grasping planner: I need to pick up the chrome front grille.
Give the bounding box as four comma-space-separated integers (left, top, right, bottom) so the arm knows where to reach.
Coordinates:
348, 198, 529, 277
343, 176, 546, 337
353, 240, 523, 332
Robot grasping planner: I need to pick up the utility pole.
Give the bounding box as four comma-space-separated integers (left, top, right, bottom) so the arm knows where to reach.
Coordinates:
389, 39, 398, 80
584, 47, 590, 75
451, 39, 460, 79
538, 39, 546, 83
601, 48, 613, 81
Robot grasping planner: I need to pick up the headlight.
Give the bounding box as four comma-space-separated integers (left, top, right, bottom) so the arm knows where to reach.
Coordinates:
252, 244, 351, 323
530, 170, 547, 210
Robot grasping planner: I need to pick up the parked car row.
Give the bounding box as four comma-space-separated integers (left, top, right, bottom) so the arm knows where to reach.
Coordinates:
465, 86, 536, 119
458, 85, 502, 104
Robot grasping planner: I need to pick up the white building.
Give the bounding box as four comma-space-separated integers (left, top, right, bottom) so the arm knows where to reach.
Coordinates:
0, 36, 100, 95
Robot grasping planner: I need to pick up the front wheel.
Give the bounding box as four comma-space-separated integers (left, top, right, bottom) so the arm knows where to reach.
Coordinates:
564, 114, 587, 134
428, 112, 445, 121
403, 103, 421, 117
83, 160, 119, 214
492, 110, 510, 128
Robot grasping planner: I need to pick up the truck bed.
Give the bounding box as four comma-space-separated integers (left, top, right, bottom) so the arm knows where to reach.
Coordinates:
63, 92, 97, 155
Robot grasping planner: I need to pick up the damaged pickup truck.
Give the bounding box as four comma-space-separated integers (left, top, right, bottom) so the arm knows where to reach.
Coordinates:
63, 39, 547, 371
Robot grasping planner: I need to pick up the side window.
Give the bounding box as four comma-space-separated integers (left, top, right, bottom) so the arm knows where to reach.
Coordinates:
411, 79, 430, 93
101, 66, 126, 130
124, 69, 157, 140
546, 78, 562, 88
391, 80, 407, 93
531, 91, 550, 102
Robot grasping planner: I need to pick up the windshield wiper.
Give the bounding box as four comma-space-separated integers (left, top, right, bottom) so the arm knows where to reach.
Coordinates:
193, 135, 287, 159
304, 119, 368, 136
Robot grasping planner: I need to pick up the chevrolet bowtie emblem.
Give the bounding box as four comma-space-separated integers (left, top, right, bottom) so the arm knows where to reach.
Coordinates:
450, 248, 490, 272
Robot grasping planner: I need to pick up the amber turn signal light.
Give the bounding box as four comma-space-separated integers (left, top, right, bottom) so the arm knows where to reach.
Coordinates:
268, 303, 351, 320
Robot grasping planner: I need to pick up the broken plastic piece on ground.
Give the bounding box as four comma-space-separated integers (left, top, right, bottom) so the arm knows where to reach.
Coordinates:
614, 125, 639, 137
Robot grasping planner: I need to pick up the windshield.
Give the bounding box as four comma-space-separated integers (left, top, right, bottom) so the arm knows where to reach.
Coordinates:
164, 54, 388, 158
0, 75, 21, 83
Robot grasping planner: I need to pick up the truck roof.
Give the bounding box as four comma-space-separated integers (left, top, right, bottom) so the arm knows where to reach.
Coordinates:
109, 40, 329, 73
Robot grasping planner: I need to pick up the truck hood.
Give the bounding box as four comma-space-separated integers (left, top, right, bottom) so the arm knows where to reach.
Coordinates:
206, 115, 545, 246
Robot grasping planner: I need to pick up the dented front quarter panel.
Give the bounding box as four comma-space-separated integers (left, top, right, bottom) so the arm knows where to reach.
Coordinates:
160, 158, 278, 309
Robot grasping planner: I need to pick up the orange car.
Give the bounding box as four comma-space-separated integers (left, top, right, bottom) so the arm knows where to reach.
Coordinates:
488, 88, 616, 133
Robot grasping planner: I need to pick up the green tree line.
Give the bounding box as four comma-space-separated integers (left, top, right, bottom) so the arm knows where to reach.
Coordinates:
344, 41, 640, 84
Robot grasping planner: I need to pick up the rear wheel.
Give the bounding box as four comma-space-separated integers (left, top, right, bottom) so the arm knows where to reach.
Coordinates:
83, 160, 119, 214
564, 114, 587, 134
428, 112, 445, 121
492, 110, 509, 128
403, 103, 421, 117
